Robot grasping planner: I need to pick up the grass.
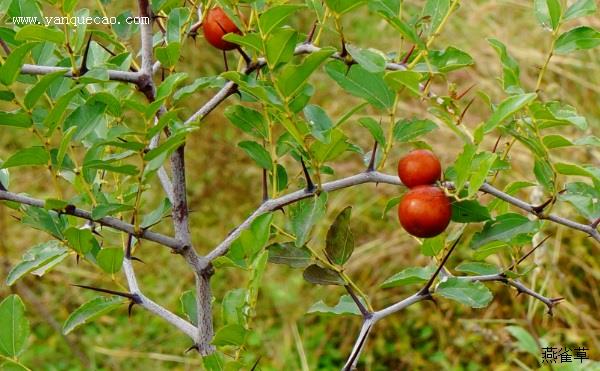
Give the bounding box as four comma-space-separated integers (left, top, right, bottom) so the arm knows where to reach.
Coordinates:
0, 0, 599, 370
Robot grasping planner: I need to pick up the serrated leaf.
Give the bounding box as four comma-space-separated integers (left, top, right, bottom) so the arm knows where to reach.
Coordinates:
451, 200, 491, 223
222, 289, 246, 326
381, 266, 435, 288
558, 182, 600, 220
96, 248, 124, 274
393, 118, 438, 142
265, 28, 297, 68
468, 152, 497, 197
346, 44, 386, 73
455, 262, 500, 275
303, 264, 344, 286
267, 242, 312, 268
304, 104, 333, 143
422, 235, 444, 257
211, 324, 248, 347
555, 26, 600, 54
325, 207, 354, 266
64, 227, 94, 255
1, 147, 49, 168
483, 93, 537, 133
6, 241, 67, 286
276, 48, 334, 98
0, 295, 29, 357
414, 46, 474, 73
470, 213, 540, 249
62, 296, 126, 335
290, 193, 328, 247
238, 141, 272, 170
385, 70, 422, 96
307, 295, 363, 316
180, 290, 197, 326
436, 278, 493, 308
488, 38, 521, 93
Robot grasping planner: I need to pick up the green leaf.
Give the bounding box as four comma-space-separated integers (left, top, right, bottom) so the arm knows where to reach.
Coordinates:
455, 262, 500, 276
346, 44, 386, 73
62, 296, 126, 335
325, 60, 394, 110
237, 213, 273, 259
468, 152, 497, 197
0, 42, 39, 86
303, 264, 344, 286
505, 326, 540, 357
483, 93, 537, 133
358, 118, 386, 146
212, 324, 248, 347
1, 147, 49, 168
224, 33, 263, 53
6, 241, 68, 286
304, 104, 333, 143
325, 207, 354, 266
488, 38, 521, 93
15, 25, 65, 44
258, 4, 305, 35
436, 278, 493, 308
311, 129, 349, 163
422, 0, 451, 33
63, 100, 107, 141
0, 111, 32, 128
564, 0, 597, 21
64, 227, 94, 255
265, 28, 297, 68
542, 134, 573, 149
384, 70, 422, 96
381, 266, 435, 288
91, 203, 134, 221
307, 295, 363, 316
393, 118, 438, 142
534, 157, 556, 192
422, 235, 444, 257
375, 8, 423, 48
267, 242, 312, 268
534, 0, 562, 31
532, 101, 587, 130
141, 198, 171, 229
290, 193, 328, 247
238, 141, 272, 170
84, 160, 138, 176
180, 290, 197, 326
96, 248, 124, 274
451, 200, 492, 223
0, 295, 29, 357
24, 70, 66, 109
555, 26, 600, 54
470, 213, 540, 249
559, 182, 600, 220
382, 196, 401, 218
155, 42, 181, 68
21, 207, 66, 240
221, 289, 246, 327
324, 0, 367, 14
555, 162, 597, 180
414, 47, 474, 73
276, 48, 335, 98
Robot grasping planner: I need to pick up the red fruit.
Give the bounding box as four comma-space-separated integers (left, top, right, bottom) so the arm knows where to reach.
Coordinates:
202, 7, 242, 51
397, 149, 442, 188
398, 185, 452, 238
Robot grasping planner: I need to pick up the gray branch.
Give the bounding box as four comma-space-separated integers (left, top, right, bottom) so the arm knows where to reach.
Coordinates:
20, 64, 141, 83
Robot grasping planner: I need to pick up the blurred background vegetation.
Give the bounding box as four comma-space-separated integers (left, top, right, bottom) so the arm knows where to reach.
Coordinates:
1, 0, 599, 370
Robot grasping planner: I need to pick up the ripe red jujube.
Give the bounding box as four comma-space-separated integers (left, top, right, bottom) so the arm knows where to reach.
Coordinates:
397, 149, 442, 188
398, 185, 452, 238
202, 7, 241, 51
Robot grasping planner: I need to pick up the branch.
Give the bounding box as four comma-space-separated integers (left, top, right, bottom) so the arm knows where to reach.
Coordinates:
0, 189, 183, 249
20, 64, 142, 83
183, 43, 408, 125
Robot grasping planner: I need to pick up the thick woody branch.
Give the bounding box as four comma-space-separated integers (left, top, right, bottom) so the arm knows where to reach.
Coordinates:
20, 64, 141, 83
0, 190, 182, 249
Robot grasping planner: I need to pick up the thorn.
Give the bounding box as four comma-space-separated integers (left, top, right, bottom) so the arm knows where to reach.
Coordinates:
515, 288, 524, 296
72, 284, 139, 302
128, 301, 136, 317
300, 157, 316, 193
125, 233, 134, 259
236, 46, 251, 66
0, 181, 7, 191
591, 217, 600, 229
506, 235, 551, 272
305, 20, 318, 44
492, 135, 503, 153
250, 356, 262, 371
185, 344, 200, 354
401, 44, 416, 64
456, 83, 477, 100
275, 206, 286, 215
75, 254, 80, 264
130, 256, 145, 264
340, 35, 348, 58
532, 197, 554, 215
262, 168, 269, 203
420, 235, 463, 294
457, 97, 475, 125
367, 141, 378, 172
79, 34, 93, 76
